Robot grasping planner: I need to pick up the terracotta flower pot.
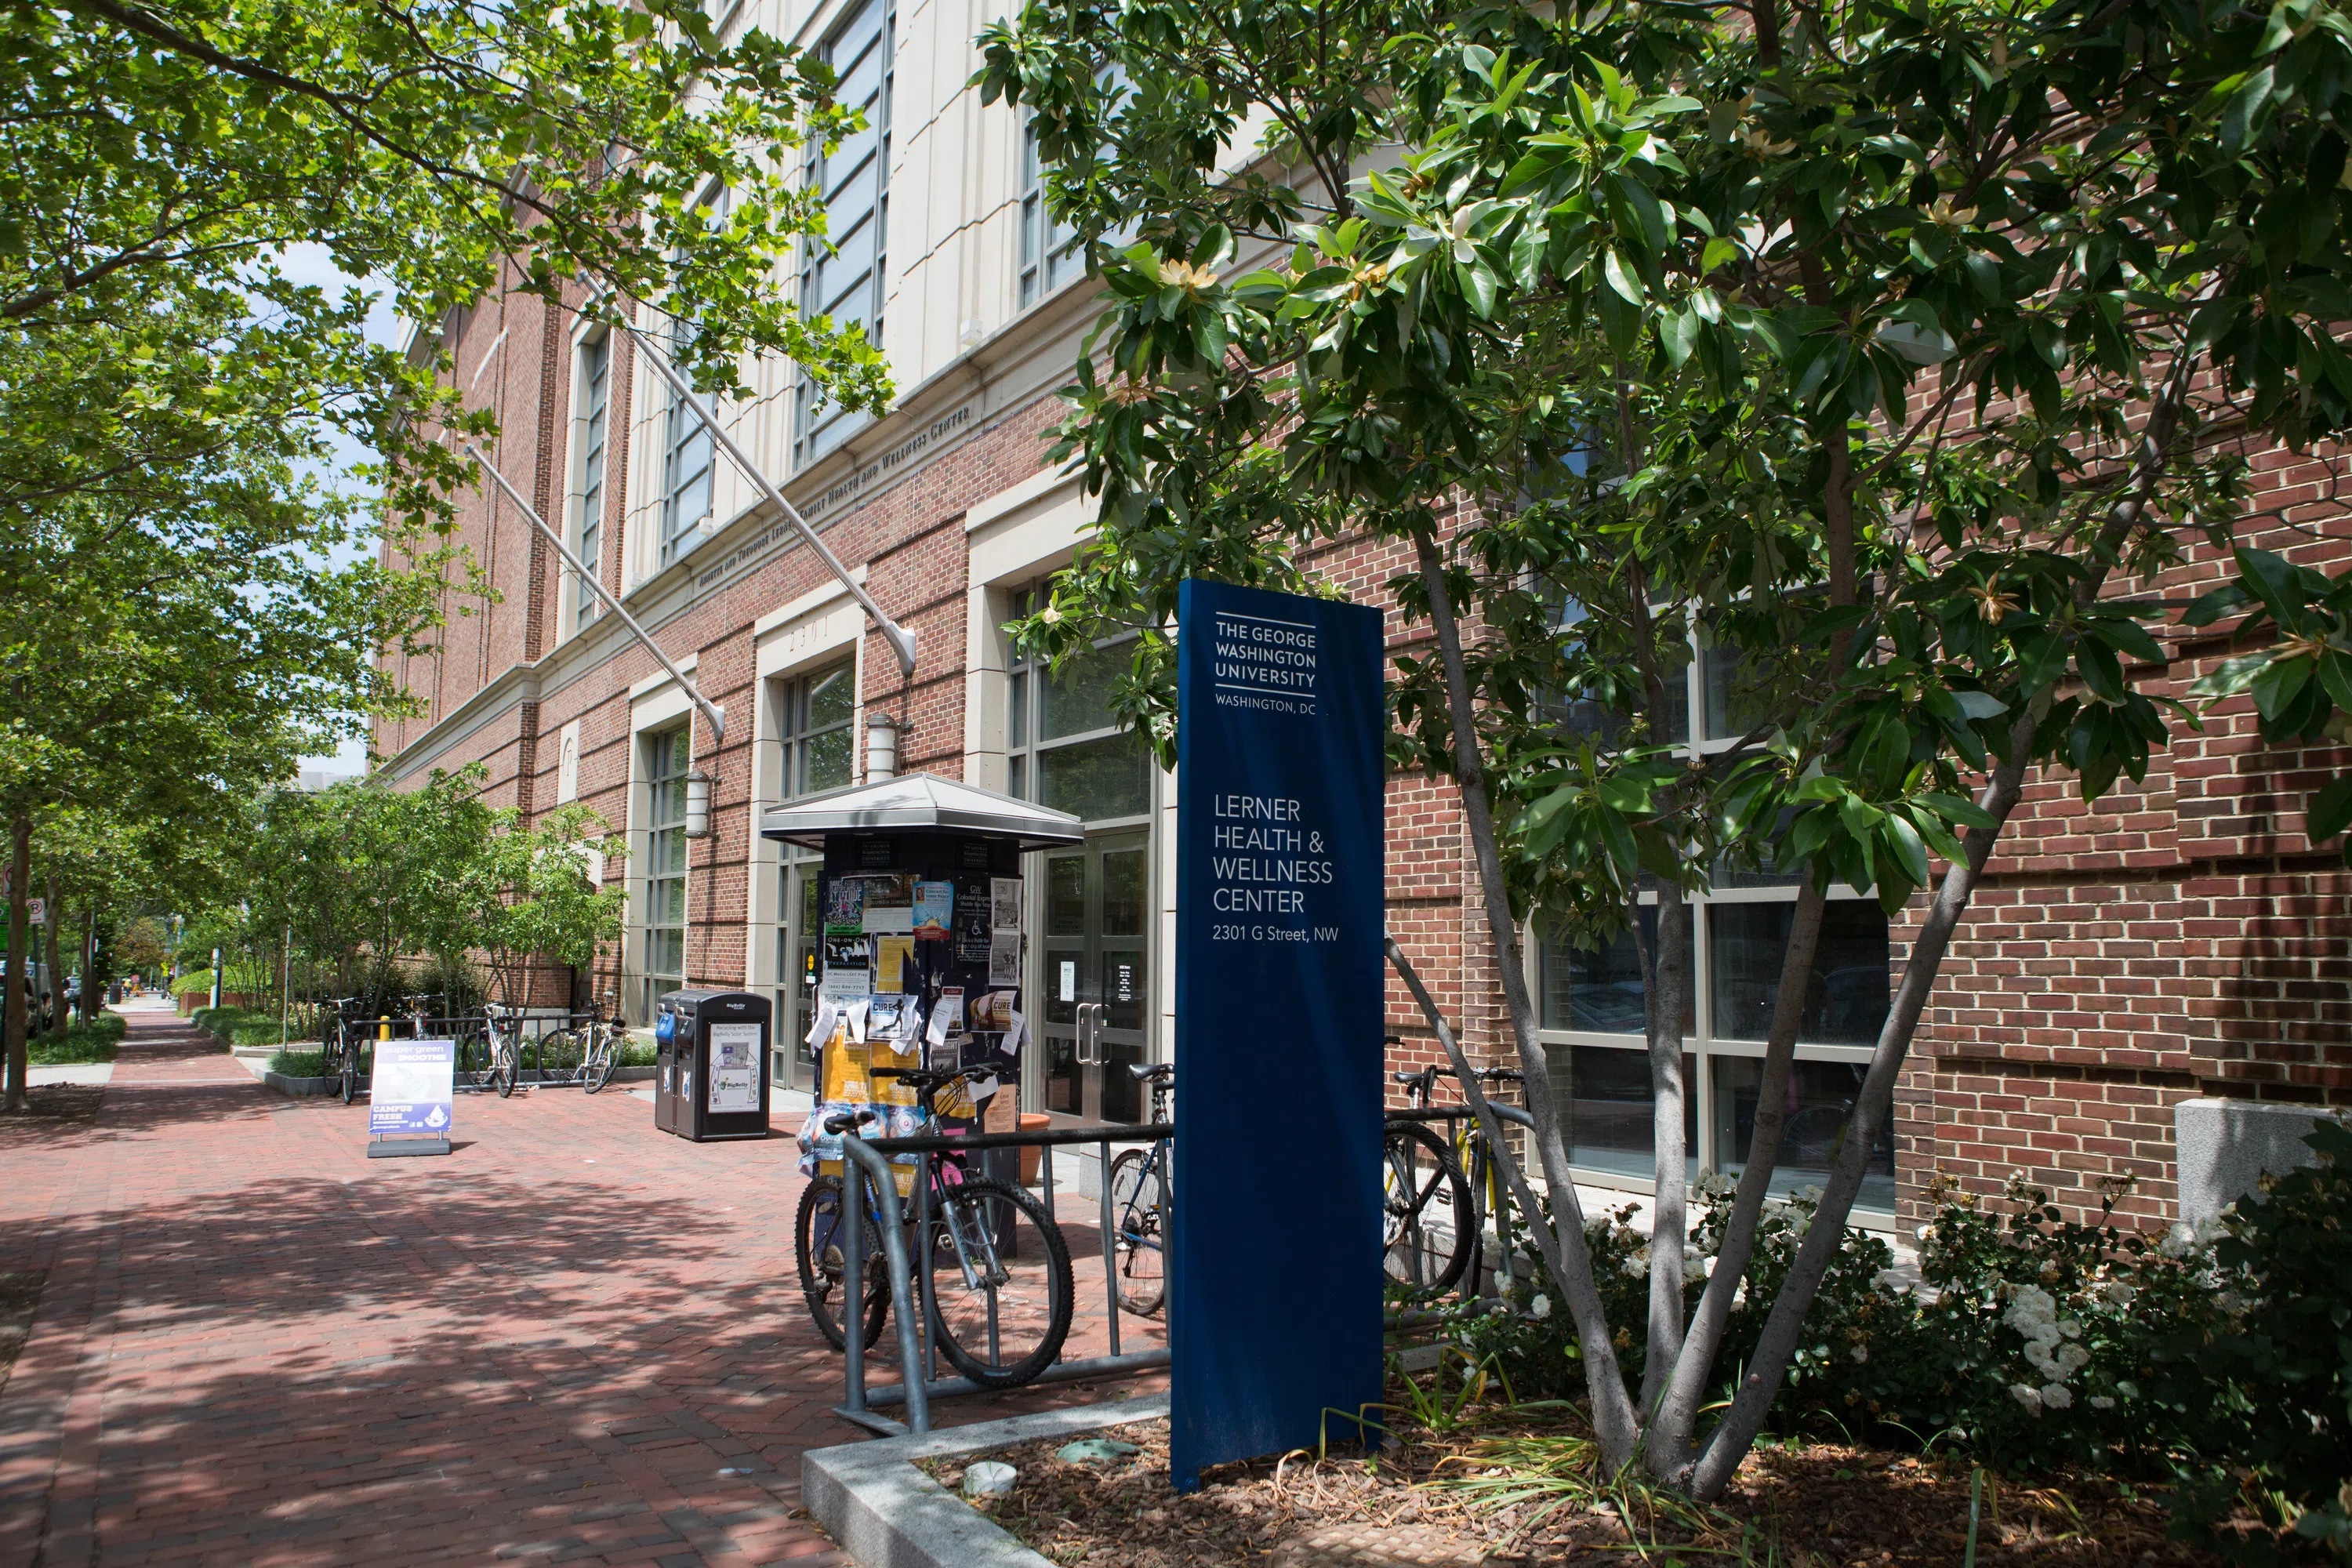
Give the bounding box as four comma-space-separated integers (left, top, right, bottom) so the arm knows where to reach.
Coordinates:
1018, 1112, 1051, 1186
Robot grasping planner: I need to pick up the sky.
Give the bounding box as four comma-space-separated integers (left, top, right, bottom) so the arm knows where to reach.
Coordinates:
275, 243, 405, 779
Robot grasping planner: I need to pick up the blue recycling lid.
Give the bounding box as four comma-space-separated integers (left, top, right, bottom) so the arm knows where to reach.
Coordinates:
655, 1011, 677, 1041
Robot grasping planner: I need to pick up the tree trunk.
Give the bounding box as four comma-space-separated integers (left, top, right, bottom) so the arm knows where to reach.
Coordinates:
1411, 527, 1643, 1467
5, 813, 29, 1111
1639, 878, 1693, 1420
1684, 338, 2202, 1502
42, 880, 64, 1039
1649, 882, 1826, 1475
81, 908, 96, 1023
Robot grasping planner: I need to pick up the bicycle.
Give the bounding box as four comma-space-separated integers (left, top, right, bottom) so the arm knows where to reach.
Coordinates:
794, 1064, 1075, 1388
1105, 1062, 1173, 1316
481, 1003, 524, 1098
1387, 1049, 1526, 1298
538, 992, 624, 1094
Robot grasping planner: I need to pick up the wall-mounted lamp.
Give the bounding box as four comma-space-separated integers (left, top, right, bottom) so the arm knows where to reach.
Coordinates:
866, 716, 901, 782
684, 769, 713, 838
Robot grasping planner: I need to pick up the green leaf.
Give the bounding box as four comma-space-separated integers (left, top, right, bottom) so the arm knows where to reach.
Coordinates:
1797, 604, 1872, 645
1882, 811, 1931, 888
1602, 247, 1646, 307
1661, 308, 1698, 367
1919, 792, 1998, 829
1951, 690, 2008, 721
1597, 773, 1653, 813
2077, 636, 2125, 702
2308, 776, 2352, 843
2252, 651, 2314, 720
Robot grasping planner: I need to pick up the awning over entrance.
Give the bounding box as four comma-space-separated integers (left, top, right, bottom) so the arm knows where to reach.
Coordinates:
757, 771, 1085, 850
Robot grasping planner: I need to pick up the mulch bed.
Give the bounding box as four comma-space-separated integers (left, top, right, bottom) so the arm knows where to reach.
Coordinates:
921, 1408, 2223, 1566
1, 1083, 104, 1124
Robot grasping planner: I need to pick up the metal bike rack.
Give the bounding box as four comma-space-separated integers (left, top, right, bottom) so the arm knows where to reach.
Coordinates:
332, 1010, 622, 1094
1382, 1099, 1538, 1319
833, 1120, 1175, 1437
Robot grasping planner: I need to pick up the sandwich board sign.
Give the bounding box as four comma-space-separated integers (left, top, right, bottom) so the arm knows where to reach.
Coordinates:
368, 1038, 455, 1157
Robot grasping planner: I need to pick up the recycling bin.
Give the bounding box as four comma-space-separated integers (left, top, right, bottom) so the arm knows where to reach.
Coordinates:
653, 1010, 681, 1135
657, 989, 772, 1142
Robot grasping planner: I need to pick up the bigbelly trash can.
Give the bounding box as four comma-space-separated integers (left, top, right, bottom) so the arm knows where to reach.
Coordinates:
657, 989, 771, 1142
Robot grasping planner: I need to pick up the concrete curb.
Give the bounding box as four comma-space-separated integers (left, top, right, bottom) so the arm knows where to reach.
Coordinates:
264, 1072, 348, 1098
803, 1394, 1167, 1568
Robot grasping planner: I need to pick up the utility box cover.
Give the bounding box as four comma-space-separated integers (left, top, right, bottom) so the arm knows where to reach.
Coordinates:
2176, 1097, 2345, 1221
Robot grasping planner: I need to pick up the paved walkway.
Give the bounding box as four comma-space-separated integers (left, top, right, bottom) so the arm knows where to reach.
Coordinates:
0, 1011, 1161, 1566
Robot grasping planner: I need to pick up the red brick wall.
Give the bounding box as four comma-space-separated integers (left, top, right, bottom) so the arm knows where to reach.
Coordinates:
379, 276, 2352, 1229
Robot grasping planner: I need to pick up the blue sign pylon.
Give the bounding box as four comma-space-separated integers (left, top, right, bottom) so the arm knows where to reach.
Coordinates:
1171, 578, 1386, 1490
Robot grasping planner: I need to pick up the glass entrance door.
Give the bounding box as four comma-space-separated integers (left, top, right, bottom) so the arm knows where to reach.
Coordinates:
773, 864, 821, 1093
1036, 833, 1151, 1123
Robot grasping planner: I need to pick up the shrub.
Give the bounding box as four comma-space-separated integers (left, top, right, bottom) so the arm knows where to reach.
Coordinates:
1461, 1137, 2348, 1558
171, 969, 212, 997
27, 1012, 127, 1065
190, 1005, 290, 1051
2152, 1120, 2352, 1562
266, 1047, 328, 1078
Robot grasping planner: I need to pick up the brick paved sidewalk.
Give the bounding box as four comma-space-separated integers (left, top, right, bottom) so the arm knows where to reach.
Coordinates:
0, 1014, 1163, 1566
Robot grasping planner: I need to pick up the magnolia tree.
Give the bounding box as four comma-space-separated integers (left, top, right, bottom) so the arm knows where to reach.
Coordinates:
982, 0, 2352, 1496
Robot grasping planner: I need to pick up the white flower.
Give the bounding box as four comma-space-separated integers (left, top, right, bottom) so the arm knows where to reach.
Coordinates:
1852, 1345, 1869, 1364
1529, 1294, 1552, 1320
1494, 1269, 1512, 1297
2056, 1318, 2082, 1341
1623, 1246, 1651, 1281
2056, 1344, 2090, 1376
2161, 1221, 2201, 1259
1916, 1224, 1936, 1243
2116, 1380, 2139, 1400
2102, 1282, 2137, 1308
2041, 1384, 2074, 1410
2089, 1396, 2116, 1410
2010, 1384, 2045, 1414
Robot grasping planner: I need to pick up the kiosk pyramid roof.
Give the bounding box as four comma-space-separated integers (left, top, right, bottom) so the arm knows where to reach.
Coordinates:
756, 771, 1085, 849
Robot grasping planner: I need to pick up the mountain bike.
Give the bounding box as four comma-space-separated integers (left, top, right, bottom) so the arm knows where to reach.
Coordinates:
1106, 1062, 1173, 1316
1388, 1051, 1526, 1297
794, 1064, 1075, 1388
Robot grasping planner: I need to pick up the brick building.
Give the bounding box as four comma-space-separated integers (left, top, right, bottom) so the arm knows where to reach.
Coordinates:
376, 0, 2350, 1230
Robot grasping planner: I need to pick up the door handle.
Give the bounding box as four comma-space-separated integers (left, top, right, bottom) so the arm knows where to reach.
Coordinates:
1077, 1003, 1104, 1066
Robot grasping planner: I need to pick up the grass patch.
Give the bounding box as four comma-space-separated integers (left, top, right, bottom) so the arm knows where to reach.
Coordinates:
26, 1013, 126, 1065
190, 1005, 290, 1051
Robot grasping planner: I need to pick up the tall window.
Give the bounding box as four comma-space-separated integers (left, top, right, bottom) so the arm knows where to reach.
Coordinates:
771, 662, 855, 1087
793, 0, 892, 468
572, 333, 611, 630
662, 194, 727, 564
1004, 582, 1152, 823
779, 662, 856, 799
1018, 69, 1134, 310
641, 728, 690, 1018
1534, 629, 1898, 1212
1018, 117, 1082, 307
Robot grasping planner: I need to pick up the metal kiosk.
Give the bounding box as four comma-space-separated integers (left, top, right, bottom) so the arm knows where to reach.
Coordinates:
657, 989, 772, 1142
758, 773, 1082, 1156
